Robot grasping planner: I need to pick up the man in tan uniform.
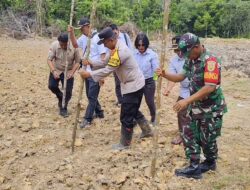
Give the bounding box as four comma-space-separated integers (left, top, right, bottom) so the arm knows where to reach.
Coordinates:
79, 27, 153, 150
47, 32, 81, 117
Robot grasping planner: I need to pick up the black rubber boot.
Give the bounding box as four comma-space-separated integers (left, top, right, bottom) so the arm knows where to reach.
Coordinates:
175, 160, 202, 179
200, 159, 216, 173
58, 96, 62, 109
137, 119, 153, 138
60, 107, 68, 117
112, 127, 133, 151
59, 101, 69, 118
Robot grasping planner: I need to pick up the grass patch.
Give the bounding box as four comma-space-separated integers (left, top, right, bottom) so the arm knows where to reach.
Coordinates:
211, 174, 250, 190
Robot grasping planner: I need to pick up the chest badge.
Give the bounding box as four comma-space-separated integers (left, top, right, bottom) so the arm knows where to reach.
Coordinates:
108, 49, 121, 67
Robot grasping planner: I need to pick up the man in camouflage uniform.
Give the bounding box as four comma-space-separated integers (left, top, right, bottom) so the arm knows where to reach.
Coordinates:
156, 33, 227, 179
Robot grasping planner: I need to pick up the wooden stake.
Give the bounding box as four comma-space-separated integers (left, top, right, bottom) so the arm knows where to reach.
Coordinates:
151, 0, 171, 178
71, 0, 97, 154
62, 0, 75, 109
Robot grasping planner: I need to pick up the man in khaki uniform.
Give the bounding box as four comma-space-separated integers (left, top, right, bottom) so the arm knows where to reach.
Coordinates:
109, 23, 133, 107
47, 32, 81, 117
79, 27, 153, 150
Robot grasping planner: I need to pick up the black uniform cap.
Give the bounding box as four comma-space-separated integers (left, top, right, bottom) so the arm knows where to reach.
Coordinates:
78, 18, 90, 27
97, 27, 116, 45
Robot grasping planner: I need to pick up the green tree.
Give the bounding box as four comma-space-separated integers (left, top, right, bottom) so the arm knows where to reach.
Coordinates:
1, 0, 250, 38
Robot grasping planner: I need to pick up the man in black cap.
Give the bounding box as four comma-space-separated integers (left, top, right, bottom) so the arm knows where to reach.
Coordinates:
68, 18, 107, 128
79, 27, 153, 150
47, 32, 81, 117
109, 23, 133, 107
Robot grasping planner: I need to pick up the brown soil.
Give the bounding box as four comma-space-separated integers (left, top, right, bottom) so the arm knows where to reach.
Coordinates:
0, 36, 250, 190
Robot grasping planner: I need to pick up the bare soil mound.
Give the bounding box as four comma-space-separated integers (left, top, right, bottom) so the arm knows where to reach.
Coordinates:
0, 37, 249, 190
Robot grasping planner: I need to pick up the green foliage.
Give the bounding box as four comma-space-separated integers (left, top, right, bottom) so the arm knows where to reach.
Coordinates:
0, 0, 11, 10
0, 0, 35, 13
169, 0, 250, 38
218, 0, 250, 38
131, 0, 163, 31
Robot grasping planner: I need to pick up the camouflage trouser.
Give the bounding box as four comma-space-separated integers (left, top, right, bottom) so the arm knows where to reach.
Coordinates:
177, 97, 191, 133
182, 116, 223, 161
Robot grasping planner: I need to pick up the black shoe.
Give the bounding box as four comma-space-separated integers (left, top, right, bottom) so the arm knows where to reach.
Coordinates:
94, 112, 104, 119
59, 108, 68, 118
200, 160, 216, 173
79, 119, 91, 129
175, 161, 202, 179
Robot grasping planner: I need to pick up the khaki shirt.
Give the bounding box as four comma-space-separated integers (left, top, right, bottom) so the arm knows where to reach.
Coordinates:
90, 40, 145, 95
48, 41, 81, 74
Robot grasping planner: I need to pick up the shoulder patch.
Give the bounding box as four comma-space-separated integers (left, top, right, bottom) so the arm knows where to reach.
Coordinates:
204, 57, 220, 85
108, 49, 121, 67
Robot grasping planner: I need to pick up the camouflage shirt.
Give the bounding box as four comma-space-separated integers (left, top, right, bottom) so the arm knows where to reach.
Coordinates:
182, 49, 227, 119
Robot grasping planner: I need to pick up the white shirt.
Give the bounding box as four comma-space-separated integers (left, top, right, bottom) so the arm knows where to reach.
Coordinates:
168, 55, 190, 99
77, 33, 107, 71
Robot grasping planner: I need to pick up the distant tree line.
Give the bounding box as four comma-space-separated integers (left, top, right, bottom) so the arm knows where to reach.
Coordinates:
0, 0, 250, 38
170, 0, 250, 38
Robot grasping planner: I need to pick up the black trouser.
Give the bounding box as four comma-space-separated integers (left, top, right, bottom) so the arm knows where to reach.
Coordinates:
114, 72, 123, 104
84, 77, 103, 122
48, 72, 74, 107
120, 88, 144, 130
143, 77, 156, 122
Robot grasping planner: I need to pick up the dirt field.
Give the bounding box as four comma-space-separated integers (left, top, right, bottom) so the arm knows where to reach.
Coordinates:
0, 36, 250, 190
